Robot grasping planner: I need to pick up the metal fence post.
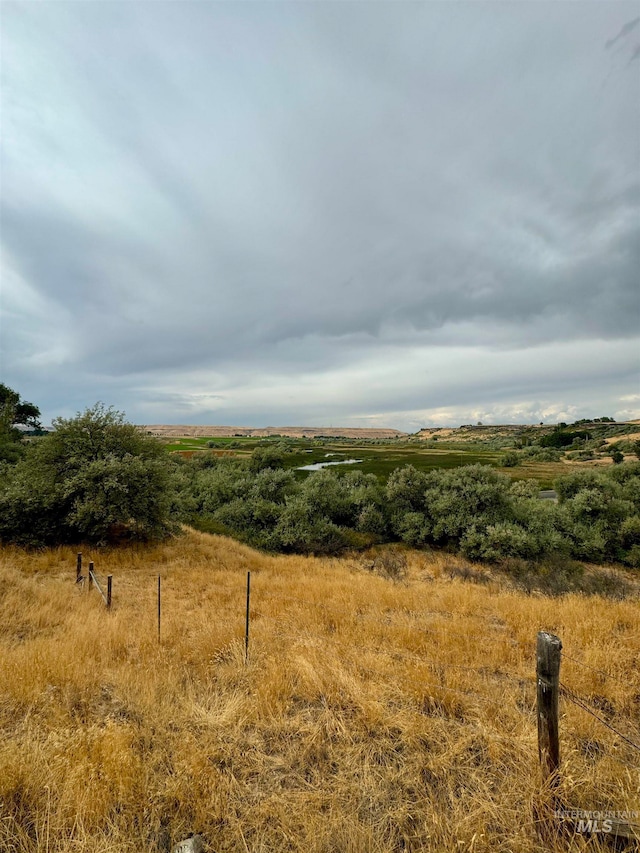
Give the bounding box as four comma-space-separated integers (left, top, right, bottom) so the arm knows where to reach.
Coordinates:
245, 571, 251, 663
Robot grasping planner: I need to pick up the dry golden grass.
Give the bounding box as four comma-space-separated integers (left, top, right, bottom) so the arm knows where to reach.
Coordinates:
0, 530, 638, 852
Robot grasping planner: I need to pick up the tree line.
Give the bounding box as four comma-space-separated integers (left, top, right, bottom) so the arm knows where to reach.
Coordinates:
0, 397, 639, 578
178, 448, 640, 569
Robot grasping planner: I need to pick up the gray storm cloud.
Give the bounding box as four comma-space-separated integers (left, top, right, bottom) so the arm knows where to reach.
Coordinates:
1, 1, 639, 428
605, 16, 640, 49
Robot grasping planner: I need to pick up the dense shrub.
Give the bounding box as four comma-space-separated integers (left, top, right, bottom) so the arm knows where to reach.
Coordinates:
0, 405, 177, 546
248, 444, 289, 472
540, 429, 589, 448
423, 465, 513, 547
500, 451, 521, 467
520, 446, 563, 462
461, 522, 541, 561
553, 465, 640, 564
178, 456, 640, 567
565, 450, 595, 461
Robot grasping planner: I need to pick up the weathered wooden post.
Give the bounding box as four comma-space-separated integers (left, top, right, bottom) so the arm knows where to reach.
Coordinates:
76, 553, 82, 583
107, 575, 113, 609
245, 571, 251, 663
88, 561, 94, 591
534, 631, 563, 842
537, 631, 562, 789
535, 632, 640, 844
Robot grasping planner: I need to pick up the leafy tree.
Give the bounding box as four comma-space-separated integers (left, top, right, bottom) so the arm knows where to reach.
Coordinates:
0, 384, 42, 462
0, 383, 41, 429
0, 404, 177, 546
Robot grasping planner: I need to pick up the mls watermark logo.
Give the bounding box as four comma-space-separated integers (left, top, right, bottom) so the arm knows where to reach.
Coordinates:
555, 809, 640, 834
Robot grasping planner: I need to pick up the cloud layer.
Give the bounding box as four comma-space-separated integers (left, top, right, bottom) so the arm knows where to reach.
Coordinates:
2, 2, 639, 429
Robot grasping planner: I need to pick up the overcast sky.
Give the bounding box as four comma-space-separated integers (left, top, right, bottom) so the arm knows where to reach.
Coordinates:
1, 1, 639, 431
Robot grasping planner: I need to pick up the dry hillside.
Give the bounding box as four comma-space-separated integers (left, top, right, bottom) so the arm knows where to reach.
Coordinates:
0, 531, 638, 852
144, 426, 407, 439
415, 425, 546, 442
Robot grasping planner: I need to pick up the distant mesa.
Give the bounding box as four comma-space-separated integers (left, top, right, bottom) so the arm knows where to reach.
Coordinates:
143, 425, 408, 439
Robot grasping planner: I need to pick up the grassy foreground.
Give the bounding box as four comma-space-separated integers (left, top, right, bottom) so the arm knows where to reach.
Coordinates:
0, 530, 638, 852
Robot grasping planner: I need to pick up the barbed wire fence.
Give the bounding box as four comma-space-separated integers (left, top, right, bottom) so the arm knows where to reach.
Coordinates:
76, 552, 112, 609
74, 557, 640, 843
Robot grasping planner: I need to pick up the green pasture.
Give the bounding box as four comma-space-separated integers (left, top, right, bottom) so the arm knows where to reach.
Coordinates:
163, 435, 259, 452
287, 444, 499, 479
163, 435, 564, 488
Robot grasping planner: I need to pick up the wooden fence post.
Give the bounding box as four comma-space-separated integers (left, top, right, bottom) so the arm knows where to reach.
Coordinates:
88, 562, 94, 592
536, 631, 640, 844
536, 631, 562, 789
107, 575, 112, 610
76, 553, 82, 583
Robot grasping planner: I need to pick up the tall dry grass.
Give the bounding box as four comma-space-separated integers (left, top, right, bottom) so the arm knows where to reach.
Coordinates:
0, 530, 638, 852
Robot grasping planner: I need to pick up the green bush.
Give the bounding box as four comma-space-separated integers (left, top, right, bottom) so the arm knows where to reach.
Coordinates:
0, 404, 177, 546
179, 453, 640, 571
509, 479, 539, 499
272, 497, 348, 554
248, 445, 287, 472
521, 446, 563, 462
461, 521, 540, 561
424, 465, 513, 546
500, 451, 521, 467
565, 450, 594, 461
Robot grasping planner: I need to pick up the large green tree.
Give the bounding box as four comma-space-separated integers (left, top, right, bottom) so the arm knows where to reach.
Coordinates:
0, 383, 41, 428
0, 403, 178, 546
0, 383, 42, 462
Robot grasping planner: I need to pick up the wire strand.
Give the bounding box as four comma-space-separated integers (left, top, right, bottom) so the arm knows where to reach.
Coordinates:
254, 612, 536, 688
259, 626, 536, 705
274, 630, 491, 703
255, 591, 510, 653
560, 684, 640, 755
257, 588, 495, 623
561, 651, 633, 687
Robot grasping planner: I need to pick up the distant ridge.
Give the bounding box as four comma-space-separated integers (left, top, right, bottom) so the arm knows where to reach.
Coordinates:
143, 425, 407, 439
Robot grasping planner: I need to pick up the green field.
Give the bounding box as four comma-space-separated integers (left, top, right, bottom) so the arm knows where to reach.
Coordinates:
164, 436, 567, 488
284, 443, 498, 476
163, 435, 258, 452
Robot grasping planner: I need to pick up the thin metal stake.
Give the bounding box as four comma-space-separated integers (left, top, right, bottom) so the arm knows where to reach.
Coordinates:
158, 575, 161, 643
245, 571, 251, 663
107, 575, 112, 609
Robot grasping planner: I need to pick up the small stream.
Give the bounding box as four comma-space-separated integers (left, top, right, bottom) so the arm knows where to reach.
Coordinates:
297, 459, 363, 471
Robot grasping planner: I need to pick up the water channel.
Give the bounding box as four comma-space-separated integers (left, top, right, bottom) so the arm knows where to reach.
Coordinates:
297, 459, 363, 471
